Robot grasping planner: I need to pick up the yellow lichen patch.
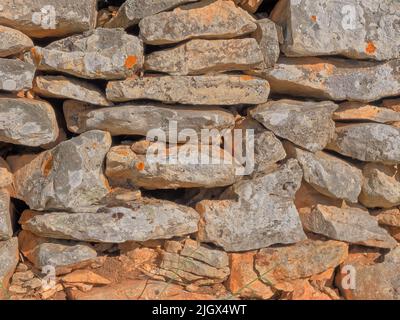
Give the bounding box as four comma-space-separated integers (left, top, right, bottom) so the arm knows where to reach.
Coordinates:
135, 162, 145, 171
365, 41, 376, 54
124, 55, 137, 69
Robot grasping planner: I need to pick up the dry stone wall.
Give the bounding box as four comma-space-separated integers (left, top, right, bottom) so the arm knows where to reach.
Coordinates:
0, 0, 400, 300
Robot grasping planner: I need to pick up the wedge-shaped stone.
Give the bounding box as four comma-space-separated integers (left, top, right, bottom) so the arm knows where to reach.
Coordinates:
326, 124, 400, 164
106, 144, 241, 190
285, 143, 363, 203
145, 38, 264, 75
0, 237, 18, 294
271, 0, 400, 61
0, 98, 58, 146
255, 240, 348, 285
0, 189, 13, 241
253, 18, 281, 69
0, 0, 97, 38
333, 102, 400, 123
250, 99, 337, 152
359, 163, 400, 208
33, 75, 112, 107
107, 75, 270, 105
0, 158, 13, 189
26, 28, 144, 80
10, 130, 111, 212
302, 205, 397, 249
63, 100, 235, 141
0, 58, 35, 92
105, 0, 198, 29
264, 57, 400, 102
139, 0, 257, 45
196, 159, 306, 251
21, 201, 199, 243
0, 25, 33, 58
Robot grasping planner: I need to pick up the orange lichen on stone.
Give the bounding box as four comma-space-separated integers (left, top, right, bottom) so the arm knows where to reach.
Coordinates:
114, 148, 131, 156
240, 75, 254, 81
365, 41, 376, 54
42, 154, 53, 177
311, 15, 317, 22
124, 55, 137, 69
30, 47, 42, 65
135, 162, 145, 171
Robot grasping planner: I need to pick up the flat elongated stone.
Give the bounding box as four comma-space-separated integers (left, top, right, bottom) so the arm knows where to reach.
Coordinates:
0, 189, 13, 241
180, 239, 229, 269
0, 0, 97, 38
271, 0, 400, 61
21, 201, 199, 243
26, 28, 144, 80
0, 25, 33, 57
285, 143, 363, 203
326, 124, 400, 164
253, 18, 280, 69
0, 97, 58, 146
0, 237, 18, 293
106, 145, 241, 189
333, 102, 400, 123
33, 75, 112, 107
197, 159, 306, 252
250, 99, 337, 152
302, 205, 397, 249
359, 163, 400, 208
63, 100, 235, 141
264, 57, 400, 102
144, 38, 264, 75
105, 0, 198, 29
0, 58, 35, 92
373, 208, 400, 228
139, 0, 257, 45
106, 75, 270, 105
255, 240, 348, 284
10, 130, 111, 212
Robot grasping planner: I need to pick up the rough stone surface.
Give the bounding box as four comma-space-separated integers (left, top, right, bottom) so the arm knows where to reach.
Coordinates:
301, 205, 397, 249
0, 0, 97, 38
333, 102, 400, 123
0, 58, 35, 92
21, 200, 199, 243
196, 159, 306, 251
63, 100, 235, 141
139, 0, 257, 45
263, 57, 400, 102
0, 189, 13, 241
372, 208, 400, 228
255, 240, 348, 285
0, 237, 19, 293
180, 239, 229, 269
10, 130, 111, 212
33, 75, 112, 107
0, 97, 58, 147
106, 75, 270, 105
326, 124, 400, 164
0, 25, 33, 58
105, 145, 241, 190
285, 143, 363, 203
105, 0, 198, 29
144, 38, 264, 75
359, 163, 400, 208
26, 28, 144, 80
234, 0, 264, 13
0, 158, 13, 188
271, 0, 400, 61
250, 99, 337, 152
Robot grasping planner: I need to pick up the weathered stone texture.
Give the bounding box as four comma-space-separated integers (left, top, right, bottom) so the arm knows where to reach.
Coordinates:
0, 25, 33, 58
0, 58, 35, 92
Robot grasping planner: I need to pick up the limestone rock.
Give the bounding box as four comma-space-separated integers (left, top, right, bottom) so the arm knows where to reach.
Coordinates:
21, 200, 199, 242
264, 57, 400, 102
0, 97, 58, 146
26, 28, 144, 80
285, 143, 363, 203
250, 99, 337, 152
326, 124, 400, 164
372, 208, 400, 228
234, 0, 264, 13
0, 0, 97, 38
197, 159, 306, 251
105, 145, 241, 190
359, 163, 400, 208
63, 100, 235, 141
333, 102, 400, 124
33, 75, 112, 107
0, 58, 35, 92
139, 0, 257, 45
0, 158, 13, 188
302, 205, 397, 249
180, 239, 229, 269
106, 75, 270, 105
0, 189, 13, 240
144, 38, 264, 75
105, 0, 198, 29
0, 237, 19, 293
0, 25, 33, 58
61, 270, 110, 285
255, 240, 348, 284
271, 0, 400, 61
10, 130, 111, 212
